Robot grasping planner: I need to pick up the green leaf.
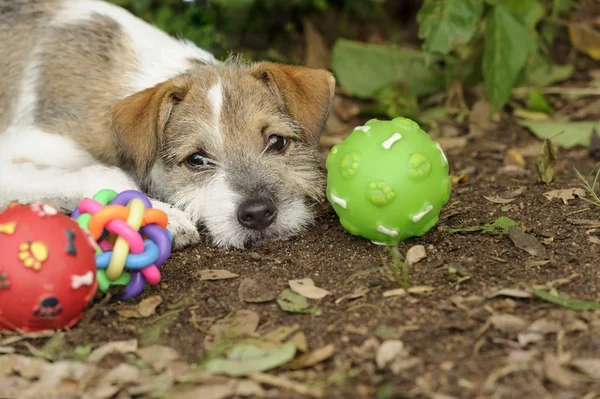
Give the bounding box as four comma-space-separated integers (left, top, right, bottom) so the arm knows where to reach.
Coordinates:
528, 287, 600, 310
527, 88, 555, 113
277, 289, 311, 313
524, 52, 574, 87
417, 0, 484, 55
331, 39, 446, 99
447, 216, 520, 235
483, 4, 532, 111
205, 343, 297, 377
518, 120, 600, 149
503, 0, 545, 29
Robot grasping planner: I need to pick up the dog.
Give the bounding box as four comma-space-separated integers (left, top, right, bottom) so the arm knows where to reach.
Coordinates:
0, 0, 336, 250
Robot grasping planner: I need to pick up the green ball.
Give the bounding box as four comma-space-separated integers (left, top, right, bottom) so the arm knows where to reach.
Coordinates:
326, 117, 452, 245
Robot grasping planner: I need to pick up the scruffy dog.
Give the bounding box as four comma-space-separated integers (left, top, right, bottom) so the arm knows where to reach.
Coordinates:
0, 0, 336, 249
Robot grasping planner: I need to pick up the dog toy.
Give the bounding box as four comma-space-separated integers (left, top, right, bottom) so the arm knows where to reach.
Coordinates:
71, 189, 173, 300
0, 203, 98, 332
326, 117, 452, 245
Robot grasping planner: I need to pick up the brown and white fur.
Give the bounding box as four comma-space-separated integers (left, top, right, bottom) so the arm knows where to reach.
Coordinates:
0, 0, 335, 249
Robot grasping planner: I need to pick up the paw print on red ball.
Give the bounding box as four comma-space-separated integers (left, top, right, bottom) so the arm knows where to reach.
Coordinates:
0, 270, 9, 290
33, 296, 63, 318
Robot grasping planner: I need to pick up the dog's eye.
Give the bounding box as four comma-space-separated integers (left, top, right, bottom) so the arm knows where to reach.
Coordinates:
185, 152, 207, 168
267, 135, 289, 153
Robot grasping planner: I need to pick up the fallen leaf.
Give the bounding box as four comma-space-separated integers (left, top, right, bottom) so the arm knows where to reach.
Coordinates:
198, 269, 239, 281
204, 310, 260, 351
18, 360, 93, 399
405, 245, 427, 266
568, 23, 600, 60
514, 108, 549, 121
543, 188, 587, 204
118, 295, 163, 319
205, 343, 297, 377
237, 278, 278, 303
527, 318, 562, 335
528, 287, 600, 310
290, 344, 335, 369
103, 362, 141, 384
383, 286, 435, 298
137, 345, 180, 372
335, 286, 369, 304
88, 339, 138, 363
489, 314, 530, 334
173, 379, 265, 399
468, 99, 493, 137
508, 227, 547, 258
288, 331, 308, 353
289, 278, 331, 300
451, 173, 468, 184
302, 19, 330, 69
10, 355, 49, 379
248, 372, 323, 398
447, 216, 519, 235
569, 358, 600, 380
535, 139, 557, 184
437, 137, 468, 151
483, 195, 518, 204
277, 289, 312, 313
517, 332, 543, 346
488, 288, 533, 299
504, 148, 526, 167
519, 120, 600, 149
376, 340, 407, 369
544, 352, 580, 388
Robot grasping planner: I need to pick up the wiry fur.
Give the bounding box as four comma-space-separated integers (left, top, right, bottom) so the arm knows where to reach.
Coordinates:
0, 0, 335, 249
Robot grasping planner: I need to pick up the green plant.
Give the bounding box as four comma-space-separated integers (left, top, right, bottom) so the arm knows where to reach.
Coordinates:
332, 0, 576, 121
381, 246, 410, 290
574, 163, 600, 207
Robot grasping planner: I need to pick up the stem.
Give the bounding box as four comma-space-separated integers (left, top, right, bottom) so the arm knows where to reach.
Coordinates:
511, 87, 600, 97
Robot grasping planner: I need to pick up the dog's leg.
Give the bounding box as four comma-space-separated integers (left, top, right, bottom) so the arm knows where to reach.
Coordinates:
0, 162, 200, 249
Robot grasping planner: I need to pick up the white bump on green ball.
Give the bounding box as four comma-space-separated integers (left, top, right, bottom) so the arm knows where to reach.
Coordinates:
381, 133, 402, 149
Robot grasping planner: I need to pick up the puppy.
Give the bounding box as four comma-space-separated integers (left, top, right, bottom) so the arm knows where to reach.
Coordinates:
0, 0, 336, 249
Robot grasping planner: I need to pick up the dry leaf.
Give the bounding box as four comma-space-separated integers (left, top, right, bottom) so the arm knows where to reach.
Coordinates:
289, 278, 331, 300
482, 195, 517, 204
568, 23, 600, 60
569, 358, 600, 380
288, 331, 308, 353
204, 310, 260, 351
517, 332, 543, 347
451, 173, 468, 184
488, 288, 533, 299
468, 99, 493, 137
335, 286, 369, 304
376, 340, 407, 369
383, 286, 435, 298
172, 379, 264, 399
238, 278, 278, 303
504, 148, 526, 167
302, 19, 330, 69
290, 344, 335, 369
535, 139, 557, 184
137, 345, 180, 372
405, 245, 426, 266
544, 352, 580, 388
248, 372, 323, 398
489, 314, 530, 334
103, 362, 141, 384
10, 355, 49, 379
437, 137, 468, 151
88, 339, 138, 363
508, 227, 547, 258
543, 188, 586, 204
198, 269, 239, 281
118, 295, 163, 318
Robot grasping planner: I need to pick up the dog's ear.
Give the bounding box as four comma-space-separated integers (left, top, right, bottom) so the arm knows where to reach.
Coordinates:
111, 77, 189, 177
251, 62, 336, 145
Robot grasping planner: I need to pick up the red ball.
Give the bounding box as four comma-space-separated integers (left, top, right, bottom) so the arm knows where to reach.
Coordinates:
0, 203, 98, 332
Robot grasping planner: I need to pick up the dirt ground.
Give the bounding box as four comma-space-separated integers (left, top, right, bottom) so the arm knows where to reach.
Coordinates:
3, 34, 600, 399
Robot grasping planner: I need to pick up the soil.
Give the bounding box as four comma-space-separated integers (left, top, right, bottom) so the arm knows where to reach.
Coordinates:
6, 103, 600, 398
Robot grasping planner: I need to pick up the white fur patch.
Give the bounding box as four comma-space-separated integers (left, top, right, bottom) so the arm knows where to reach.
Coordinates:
207, 80, 223, 146
54, 0, 217, 95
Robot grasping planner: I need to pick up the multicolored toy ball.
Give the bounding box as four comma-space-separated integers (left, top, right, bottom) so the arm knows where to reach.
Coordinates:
71, 189, 173, 300
326, 117, 452, 245
0, 203, 98, 332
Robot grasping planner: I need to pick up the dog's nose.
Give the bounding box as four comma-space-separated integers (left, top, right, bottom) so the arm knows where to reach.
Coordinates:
237, 197, 277, 230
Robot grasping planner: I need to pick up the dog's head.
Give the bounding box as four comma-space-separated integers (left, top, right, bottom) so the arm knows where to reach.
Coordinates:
111, 60, 335, 248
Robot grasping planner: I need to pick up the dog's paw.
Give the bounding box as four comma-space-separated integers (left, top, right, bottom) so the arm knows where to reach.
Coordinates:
151, 200, 200, 250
